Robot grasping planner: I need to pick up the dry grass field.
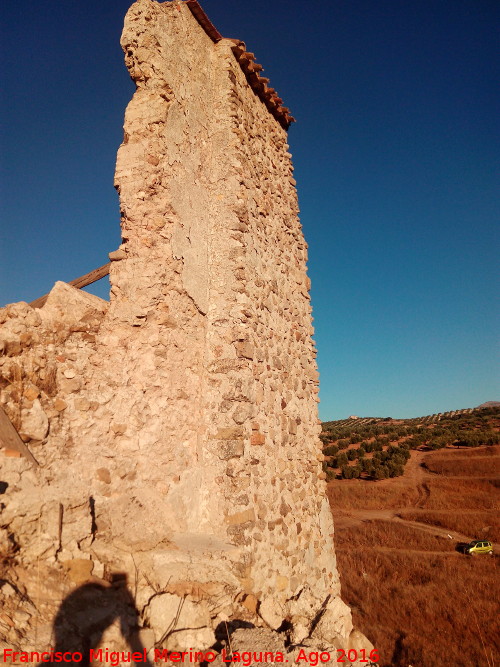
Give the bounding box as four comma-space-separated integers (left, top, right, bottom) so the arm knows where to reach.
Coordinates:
329, 444, 500, 667
335, 519, 457, 552
397, 510, 500, 543
450, 446, 499, 457
424, 453, 500, 477
420, 477, 498, 510
327, 476, 420, 510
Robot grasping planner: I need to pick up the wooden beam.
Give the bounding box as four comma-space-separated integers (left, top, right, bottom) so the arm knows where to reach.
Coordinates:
66, 262, 111, 290
0, 405, 39, 467
29, 262, 111, 309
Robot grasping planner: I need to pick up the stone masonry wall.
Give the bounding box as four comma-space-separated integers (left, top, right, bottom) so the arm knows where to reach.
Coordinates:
0, 0, 370, 658
203, 36, 342, 618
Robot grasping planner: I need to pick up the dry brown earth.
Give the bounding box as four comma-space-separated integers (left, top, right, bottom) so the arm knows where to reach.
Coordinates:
329, 445, 500, 667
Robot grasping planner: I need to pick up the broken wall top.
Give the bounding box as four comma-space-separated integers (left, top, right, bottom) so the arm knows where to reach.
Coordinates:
177, 0, 295, 128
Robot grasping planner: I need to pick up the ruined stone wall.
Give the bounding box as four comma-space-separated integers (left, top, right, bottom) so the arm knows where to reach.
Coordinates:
0, 0, 371, 658
204, 36, 342, 618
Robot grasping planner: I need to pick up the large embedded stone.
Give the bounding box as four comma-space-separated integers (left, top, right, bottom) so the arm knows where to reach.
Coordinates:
20, 399, 49, 440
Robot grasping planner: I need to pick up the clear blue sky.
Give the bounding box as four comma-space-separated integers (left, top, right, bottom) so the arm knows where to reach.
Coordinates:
1, 0, 498, 419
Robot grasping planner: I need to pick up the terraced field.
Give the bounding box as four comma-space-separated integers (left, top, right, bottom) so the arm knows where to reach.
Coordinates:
326, 413, 499, 667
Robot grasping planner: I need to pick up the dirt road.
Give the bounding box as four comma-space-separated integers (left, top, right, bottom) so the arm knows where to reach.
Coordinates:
331, 447, 499, 549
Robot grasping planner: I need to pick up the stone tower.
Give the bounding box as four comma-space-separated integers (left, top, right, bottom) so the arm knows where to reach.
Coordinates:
0, 0, 365, 654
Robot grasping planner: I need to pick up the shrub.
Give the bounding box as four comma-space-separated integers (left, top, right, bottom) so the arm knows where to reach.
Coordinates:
361, 458, 374, 475
386, 462, 405, 477
374, 466, 388, 480
323, 444, 339, 457
336, 452, 348, 467
341, 465, 354, 479
326, 468, 336, 482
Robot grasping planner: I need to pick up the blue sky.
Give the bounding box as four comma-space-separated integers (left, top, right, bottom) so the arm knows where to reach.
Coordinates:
1, 0, 498, 419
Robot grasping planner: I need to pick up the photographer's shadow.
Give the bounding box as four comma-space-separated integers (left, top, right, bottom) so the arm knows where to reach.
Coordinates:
43, 573, 153, 667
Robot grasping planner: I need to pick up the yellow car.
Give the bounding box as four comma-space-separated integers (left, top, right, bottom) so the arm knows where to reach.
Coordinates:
465, 540, 493, 556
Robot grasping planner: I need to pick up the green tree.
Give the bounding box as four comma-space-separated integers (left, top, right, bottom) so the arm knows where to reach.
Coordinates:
341, 465, 353, 479
347, 448, 357, 461
336, 452, 348, 467
323, 445, 339, 457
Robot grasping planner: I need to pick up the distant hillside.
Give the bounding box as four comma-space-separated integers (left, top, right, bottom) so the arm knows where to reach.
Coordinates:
321, 406, 500, 480
322, 404, 499, 431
